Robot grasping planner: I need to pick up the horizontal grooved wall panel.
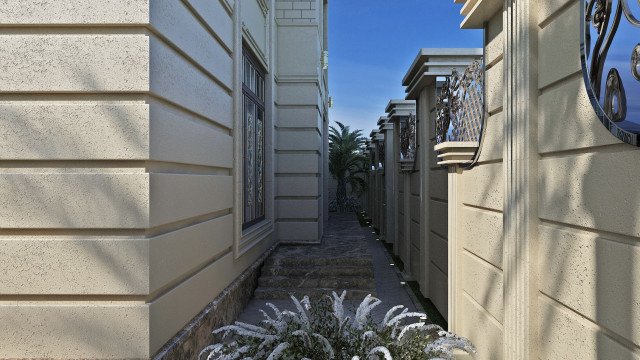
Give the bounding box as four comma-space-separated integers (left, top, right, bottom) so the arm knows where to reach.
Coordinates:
429, 262, 448, 319
0, 35, 150, 92
539, 295, 640, 359
0, 303, 150, 359
429, 232, 448, 274
537, 1, 640, 358
460, 294, 504, 360
150, 36, 232, 128
430, 200, 448, 239
0, 104, 150, 160
485, 60, 503, 113
539, 224, 640, 348
539, 150, 640, 238
460, 206, 503, 269
477, 112, 503, 162
0, 236, 149, 295
538, 1, 580, 88
150, 0, 233, 87
149, 174, 232, 228
149, 252, 235, 352
0, 1, 150, 24
149, 214, 233, 293
149, 102, 233, 168
461, 162, 503, 210
538, 77, 618, 153
0, 173, 150, 229
185, 0, 233, 49
462, 252, 504, 324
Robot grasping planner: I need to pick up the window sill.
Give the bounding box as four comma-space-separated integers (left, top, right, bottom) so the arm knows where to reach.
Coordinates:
236, 219, 274, 259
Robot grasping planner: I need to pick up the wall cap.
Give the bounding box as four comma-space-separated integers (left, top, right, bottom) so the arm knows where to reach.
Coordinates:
434, 141, 479, 166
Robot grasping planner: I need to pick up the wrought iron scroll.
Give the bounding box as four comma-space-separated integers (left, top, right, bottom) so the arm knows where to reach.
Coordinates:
400, 113, 417, 161
583, 0, 640, 145
435, 60, 485, 145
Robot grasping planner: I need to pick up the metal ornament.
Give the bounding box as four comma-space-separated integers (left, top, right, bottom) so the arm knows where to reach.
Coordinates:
435, 60, 485, 146
377, 140, 385, 170
582, 0, 640, 145
399, 113, 417, 161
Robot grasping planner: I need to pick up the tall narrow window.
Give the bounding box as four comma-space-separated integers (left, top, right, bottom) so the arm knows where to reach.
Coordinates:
243, 49, 266, 229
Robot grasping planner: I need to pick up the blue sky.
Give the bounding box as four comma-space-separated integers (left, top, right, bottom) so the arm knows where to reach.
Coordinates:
328, 1, 482, 133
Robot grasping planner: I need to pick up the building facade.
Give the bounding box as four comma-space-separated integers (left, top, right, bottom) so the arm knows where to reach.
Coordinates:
0, 0, 329, 358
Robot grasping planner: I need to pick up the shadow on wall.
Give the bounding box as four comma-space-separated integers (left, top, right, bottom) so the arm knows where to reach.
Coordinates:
537, 79, 639, 358
0, 70, 150, 356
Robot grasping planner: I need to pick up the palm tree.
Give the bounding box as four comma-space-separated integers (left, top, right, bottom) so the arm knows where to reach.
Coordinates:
329, 121, 368, 212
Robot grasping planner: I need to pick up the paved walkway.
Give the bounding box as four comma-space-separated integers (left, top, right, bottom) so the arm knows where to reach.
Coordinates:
236, 212, 423, 324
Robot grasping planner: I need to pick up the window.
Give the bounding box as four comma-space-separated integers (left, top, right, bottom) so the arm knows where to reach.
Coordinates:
242, 48, 266, 229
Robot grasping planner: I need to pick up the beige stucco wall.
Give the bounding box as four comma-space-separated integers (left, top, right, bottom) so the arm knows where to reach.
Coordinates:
536, 1, 640, 358
0, 0, 328, 358
274, 0, 327, 243
449, 0, 640, 359
418, 83, 449, 320
451, 10, 505, 360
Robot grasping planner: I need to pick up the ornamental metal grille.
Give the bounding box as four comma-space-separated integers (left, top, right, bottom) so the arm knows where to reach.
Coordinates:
582, 0, 640, 145
435, 60, 485, 144
377, 140, 385, 170
400, 113, 417, 161
242, 49, 266, 229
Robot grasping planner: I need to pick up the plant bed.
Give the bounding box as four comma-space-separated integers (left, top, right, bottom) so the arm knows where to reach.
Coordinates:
201, 291, 475, 359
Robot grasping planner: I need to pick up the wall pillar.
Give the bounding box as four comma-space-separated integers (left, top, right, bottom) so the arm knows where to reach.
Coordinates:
447, 165, 462, 332
274, 0, 327, 244
381, 119, 396, 244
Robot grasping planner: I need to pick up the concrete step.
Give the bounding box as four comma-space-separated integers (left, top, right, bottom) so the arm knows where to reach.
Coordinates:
261, 265, 374, 277
264, 256, 373, 267
258, 276, 375, 289
254, 287, 376, 300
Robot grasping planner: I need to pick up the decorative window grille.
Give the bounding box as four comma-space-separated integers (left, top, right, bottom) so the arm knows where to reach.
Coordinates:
243, 49, 266, 229
435, 60, 485, 144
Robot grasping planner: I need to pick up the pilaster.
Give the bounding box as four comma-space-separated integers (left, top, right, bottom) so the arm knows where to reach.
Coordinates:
503, 0, 538, 358
447, 164, 462, 332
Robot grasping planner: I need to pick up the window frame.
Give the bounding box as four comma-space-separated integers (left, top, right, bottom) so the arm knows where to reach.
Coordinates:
242, 47, 267, 230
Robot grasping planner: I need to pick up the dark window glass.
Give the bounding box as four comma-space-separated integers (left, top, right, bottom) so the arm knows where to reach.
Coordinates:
243, 49, 266, 229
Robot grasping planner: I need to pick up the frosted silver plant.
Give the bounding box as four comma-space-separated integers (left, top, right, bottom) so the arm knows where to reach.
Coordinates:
200, 291, 476, 359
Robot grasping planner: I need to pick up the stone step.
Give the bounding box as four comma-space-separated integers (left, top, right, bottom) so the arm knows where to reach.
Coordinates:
254, 287, 376, 300
261, 265, 374, 277
258, 276, 375, 289
264, 256, 373, 267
